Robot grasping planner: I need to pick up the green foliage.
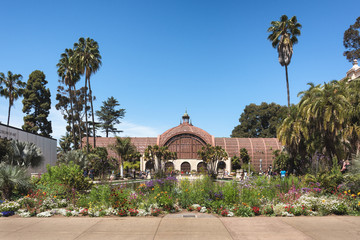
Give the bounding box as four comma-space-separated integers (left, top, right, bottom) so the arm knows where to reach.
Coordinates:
0, 71, 26, 125
231, 156, 241, 170
22, 70, 52, 137
144, 145, 177, 175
0, 163, 30, 199
0, 138, 11, 163
39, 163, 92, 193
273, 150, 290, 172
96, 96, 125, 137
231, 102, 287, 138
6, 140, 44, 168
222, 181, 240, 205
197, 145, 228, 178
343, 16, 360, 62
57, 149, 88, 168
240, 148, 250, 164
233, 204, 254, 217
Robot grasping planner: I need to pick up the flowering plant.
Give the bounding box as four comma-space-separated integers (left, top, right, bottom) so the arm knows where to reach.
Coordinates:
151, 208, 161, 216
117, 209, 127, 217
129, 208, 138, 216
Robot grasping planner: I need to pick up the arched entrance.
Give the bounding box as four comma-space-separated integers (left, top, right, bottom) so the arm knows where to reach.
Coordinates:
181, 162, 191, 174
145, 161, 154, 171
217, 161, 226, 172
197, 162, 208, 173
164, 162, 174, 173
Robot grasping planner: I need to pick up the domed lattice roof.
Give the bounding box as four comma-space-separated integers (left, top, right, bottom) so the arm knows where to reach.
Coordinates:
159, 122, 214, 146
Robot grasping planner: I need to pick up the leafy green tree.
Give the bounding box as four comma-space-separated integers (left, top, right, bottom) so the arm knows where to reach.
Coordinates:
96, 96, 125, 137
112, 137, 137, 178
57, 48, 81, 148
144, 145, 177, 176
6, 140, 44, 168
74, 37, 102, 151
87, 147, 117, 179
240, 148, 250, 164
197, 144, 228, 178
268, 15, 302, 108
0, 71, 26, 125
56, 85, 88, 149
0, 163, 30, 199
343, 16, 360, 62
231, 102, 287, 138
22, 70, 52, 137
231, 155, 241, 170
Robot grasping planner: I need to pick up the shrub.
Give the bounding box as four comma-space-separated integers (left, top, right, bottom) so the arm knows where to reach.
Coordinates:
233, 203, 254, 217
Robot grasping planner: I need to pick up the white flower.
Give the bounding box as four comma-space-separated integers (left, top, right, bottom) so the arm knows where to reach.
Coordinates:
37, 211, 53, 217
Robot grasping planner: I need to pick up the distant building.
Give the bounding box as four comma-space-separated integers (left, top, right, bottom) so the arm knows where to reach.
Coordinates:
94, 112, 281, 173
0, 123, 57, 174
345, 59, 360, 82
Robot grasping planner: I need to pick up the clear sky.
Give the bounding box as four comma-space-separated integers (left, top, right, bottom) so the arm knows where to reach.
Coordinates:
0, 0, 358, 141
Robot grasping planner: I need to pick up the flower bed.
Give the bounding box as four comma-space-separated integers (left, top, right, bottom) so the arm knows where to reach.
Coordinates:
1, 175, 360, 218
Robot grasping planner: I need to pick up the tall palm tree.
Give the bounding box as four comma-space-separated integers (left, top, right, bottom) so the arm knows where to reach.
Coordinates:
268, 15, 302, 108
57, 48, 81, 149
111, 137, 136, 178
74, 37, 102, 152
0, 71, 26, 125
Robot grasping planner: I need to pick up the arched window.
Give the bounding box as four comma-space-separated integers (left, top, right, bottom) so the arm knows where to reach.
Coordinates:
197, 162, 208, 173
181, 162, 191, 174
164, 162, 174, 173
165, 134, 206, 159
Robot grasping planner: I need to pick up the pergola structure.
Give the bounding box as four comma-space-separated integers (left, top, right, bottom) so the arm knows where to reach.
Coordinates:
94, 112, 282, 174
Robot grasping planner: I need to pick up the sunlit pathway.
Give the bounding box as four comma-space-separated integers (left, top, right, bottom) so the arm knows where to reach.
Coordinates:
0, 215, 359, 240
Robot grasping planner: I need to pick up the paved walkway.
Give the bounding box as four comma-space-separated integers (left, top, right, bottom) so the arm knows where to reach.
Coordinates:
0, 214, 359, 240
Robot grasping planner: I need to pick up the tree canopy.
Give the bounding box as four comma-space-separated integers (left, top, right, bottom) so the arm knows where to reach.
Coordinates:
231, 102, 287, 138
96, 96, 125, 137
343, 16, 360, 62
22, 70, 52, 137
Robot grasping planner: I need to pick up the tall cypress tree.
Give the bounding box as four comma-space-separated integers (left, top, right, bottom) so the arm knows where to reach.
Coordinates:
22, 70, 52, 137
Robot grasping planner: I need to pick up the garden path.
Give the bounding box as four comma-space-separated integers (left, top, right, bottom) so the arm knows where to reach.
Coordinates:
0, 215, 359, 240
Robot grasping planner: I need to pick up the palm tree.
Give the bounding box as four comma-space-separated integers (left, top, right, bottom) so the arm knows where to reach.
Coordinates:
74, 37, 102, 152
0, 71, 26, 125
111, 137, 136, 178
268, 15, 302, 108
144, 145, 177, 175
7, 140, 44, 168
298, 81, 350, 163
57, 48, 81, 149
0, 163, 30, 199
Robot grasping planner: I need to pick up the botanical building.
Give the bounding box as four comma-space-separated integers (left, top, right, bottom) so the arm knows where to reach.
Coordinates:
95, 112, 281, 174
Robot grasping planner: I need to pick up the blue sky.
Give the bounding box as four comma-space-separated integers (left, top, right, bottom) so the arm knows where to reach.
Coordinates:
0, 0, 358, 141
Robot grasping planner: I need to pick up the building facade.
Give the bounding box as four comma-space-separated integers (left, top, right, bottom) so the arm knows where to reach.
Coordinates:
0, 123, 57, 174
95, 112, 282, 173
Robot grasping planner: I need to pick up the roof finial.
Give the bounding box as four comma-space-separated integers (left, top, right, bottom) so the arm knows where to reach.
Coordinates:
354, 59, 358, 66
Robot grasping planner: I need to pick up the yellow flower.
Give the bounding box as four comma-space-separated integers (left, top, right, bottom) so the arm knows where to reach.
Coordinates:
358, 202, 360, 206
348, 190, 351, 193
152, 188, 154, 191
357, 192, 360, 196
53, 196, 57, 198
157, 193, 160, 196
344, 191, 347, 194
351, 194, 356, 197
154, 196, 157, 199
185, 189, 188, 192
322, 199, 326, 203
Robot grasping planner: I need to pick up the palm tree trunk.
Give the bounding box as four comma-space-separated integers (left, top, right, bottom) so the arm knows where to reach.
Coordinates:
285, 65, 290, 109
69, 85, 77, 149
84, 76, 89, 153
88, 78, 96, 148
119, 156, 123, 178
74, 85, 83, 149
7, 98, 11, 126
